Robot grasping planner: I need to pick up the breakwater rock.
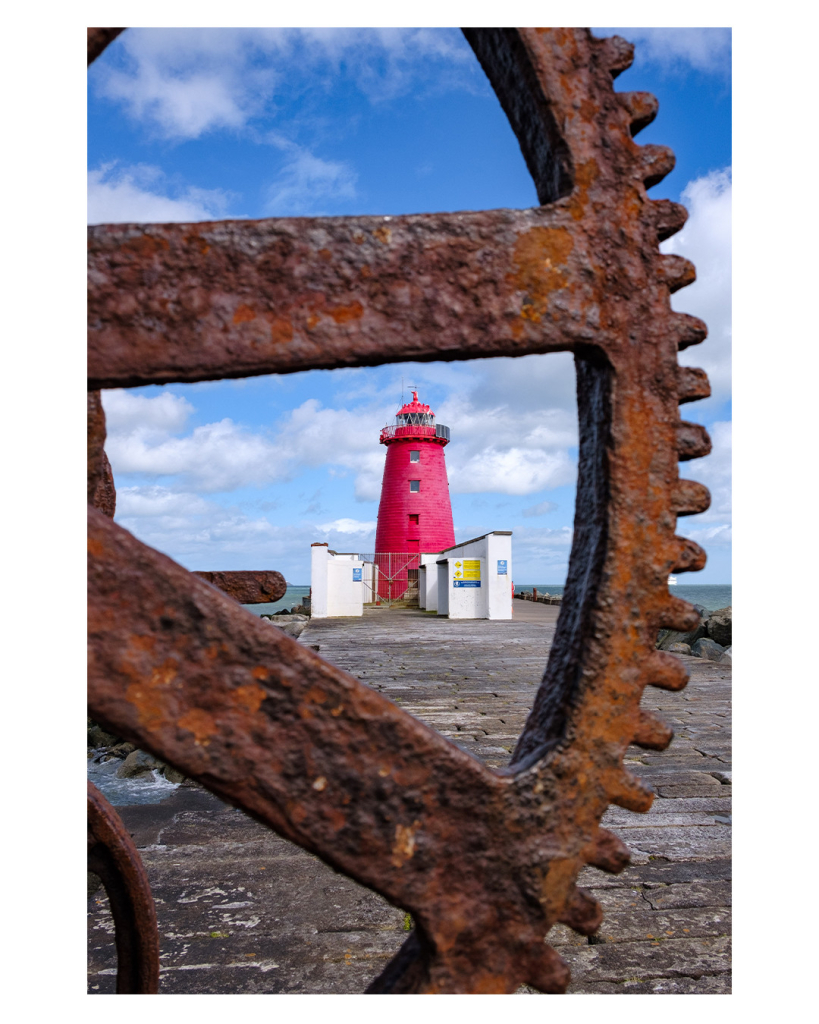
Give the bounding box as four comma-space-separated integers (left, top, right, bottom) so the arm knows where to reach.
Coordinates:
87, 718, 187, 783
657, 606, 731, 663
259, 610, 310, 639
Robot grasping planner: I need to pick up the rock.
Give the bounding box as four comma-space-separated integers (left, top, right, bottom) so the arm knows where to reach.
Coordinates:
87, 720, 119, 748
161, 766, 186, 784
276, 620, 307, 638
657, 623, 706, 651
667, 642, 691, 655
88, 871, 103, 899
706, 606, 732, 647
110, 742, 136, 759
116, 750, 162, 779
718, 646, 732, 665
690, 637, 725, 662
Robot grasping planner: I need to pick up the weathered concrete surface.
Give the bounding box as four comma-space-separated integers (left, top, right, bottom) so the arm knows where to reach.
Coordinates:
88, 605, 730, 994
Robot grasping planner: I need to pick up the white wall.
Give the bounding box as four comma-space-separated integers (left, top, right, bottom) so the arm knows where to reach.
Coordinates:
435, 532, 512, 619
310, 545, 365, 618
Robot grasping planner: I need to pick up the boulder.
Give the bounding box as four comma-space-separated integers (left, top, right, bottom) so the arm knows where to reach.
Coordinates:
719, 646, 732, 665
161, 766, 186, 784
87, 720, 119, 748
657, 623, 706, 651
667, 642, 691, 655
690, 637, 726, 662
109, 742, 136, 759
277, 620, 307, 638
116, 750, 163, 779
706, 606, 732, 647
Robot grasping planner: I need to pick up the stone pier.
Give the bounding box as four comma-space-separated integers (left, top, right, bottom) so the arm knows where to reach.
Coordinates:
88, 604, 731, 994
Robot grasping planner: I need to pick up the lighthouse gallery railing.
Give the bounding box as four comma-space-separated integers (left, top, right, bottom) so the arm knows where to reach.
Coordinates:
88, 27, 712, 994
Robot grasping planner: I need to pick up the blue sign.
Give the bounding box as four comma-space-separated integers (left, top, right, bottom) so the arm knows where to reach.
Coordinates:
454, 580, 481, 588
352, 567, 362, 582
497, 560, 508, 575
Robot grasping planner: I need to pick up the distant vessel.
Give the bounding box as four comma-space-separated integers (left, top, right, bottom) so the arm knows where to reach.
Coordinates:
668, 575, 678, 585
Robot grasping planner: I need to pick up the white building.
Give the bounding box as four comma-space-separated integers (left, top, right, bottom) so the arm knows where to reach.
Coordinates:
311, 532, 512, 620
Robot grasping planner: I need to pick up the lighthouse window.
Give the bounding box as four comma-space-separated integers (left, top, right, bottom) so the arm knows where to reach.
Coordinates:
409, 480, 420, 492
409, 514, 419, 525
410, 450, 420, 463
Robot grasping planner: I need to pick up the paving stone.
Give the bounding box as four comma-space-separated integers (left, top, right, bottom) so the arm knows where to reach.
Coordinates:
592, 905, 731, 943
565, 973, 731, 994
89, 606, 731, 994
560, 934, 731, 983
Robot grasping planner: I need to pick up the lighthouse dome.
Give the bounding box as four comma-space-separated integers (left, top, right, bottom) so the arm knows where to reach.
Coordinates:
380, 390, 450, 445
396, 390, 434, 425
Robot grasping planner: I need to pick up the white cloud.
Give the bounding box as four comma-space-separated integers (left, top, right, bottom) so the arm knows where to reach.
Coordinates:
102, 389, 194, 435
595, 28, 731, 75
106, 417, 289, 493
91, 28, 481, 141
661, 168, 731, 404
522, 500, 558, 518
317, 518, 377, 535
448, 447, 575, 496
88, 163, 233, 224
264, 137, 357, 216
680, 419, 731, 524
115, 486, 212, 518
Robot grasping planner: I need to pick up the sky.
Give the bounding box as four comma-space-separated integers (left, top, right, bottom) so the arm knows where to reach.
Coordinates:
87, 26, 731, 585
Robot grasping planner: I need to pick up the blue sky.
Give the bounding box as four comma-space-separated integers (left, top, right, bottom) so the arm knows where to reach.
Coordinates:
88, 27, 731, 584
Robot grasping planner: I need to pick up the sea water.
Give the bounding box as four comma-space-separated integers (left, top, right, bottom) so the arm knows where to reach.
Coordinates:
87, 751, 182, 806
515, 583, 731, 611
242, 585, 311, 617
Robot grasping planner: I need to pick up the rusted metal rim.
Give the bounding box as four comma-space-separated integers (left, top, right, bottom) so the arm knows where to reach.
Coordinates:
87, 781, 160, 993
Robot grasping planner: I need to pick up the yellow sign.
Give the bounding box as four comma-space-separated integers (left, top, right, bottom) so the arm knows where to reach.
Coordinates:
462, 559, 481, 580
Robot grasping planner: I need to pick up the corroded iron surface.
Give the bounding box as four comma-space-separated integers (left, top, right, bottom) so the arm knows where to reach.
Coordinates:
88, 27, 713, 993
192, 570, 287, 605
87, 782, 159, 993
87, 28, 125, 66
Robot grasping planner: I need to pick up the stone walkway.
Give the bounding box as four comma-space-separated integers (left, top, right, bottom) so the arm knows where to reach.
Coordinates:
88, 605, 731, 994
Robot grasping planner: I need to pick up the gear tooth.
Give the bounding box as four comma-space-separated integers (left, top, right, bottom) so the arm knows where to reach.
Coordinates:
659, 254, 696, 294
526, 944, 570, 994
644, 650, 690, 692
633, 710, 674, 750
671, 479, 711, 517
651, 198, 688, 241
677, 421, 711, 461
583, 827, 631, 873
606, 767, 654, 813
659, 596, 701, 633
677, 366, 711, 405
638, 144, 675, 188
558, 886, 604, 936
672, 535, 707, 574
617, 90, 658, 135
597, 34, 635, 78
671, 313, 708, 350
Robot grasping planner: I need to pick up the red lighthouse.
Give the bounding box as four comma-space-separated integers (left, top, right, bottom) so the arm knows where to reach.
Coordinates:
375, 391, 455, 555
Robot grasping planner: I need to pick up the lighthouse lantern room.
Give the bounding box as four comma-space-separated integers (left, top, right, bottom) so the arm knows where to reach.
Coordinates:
374, 391, 456, 555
